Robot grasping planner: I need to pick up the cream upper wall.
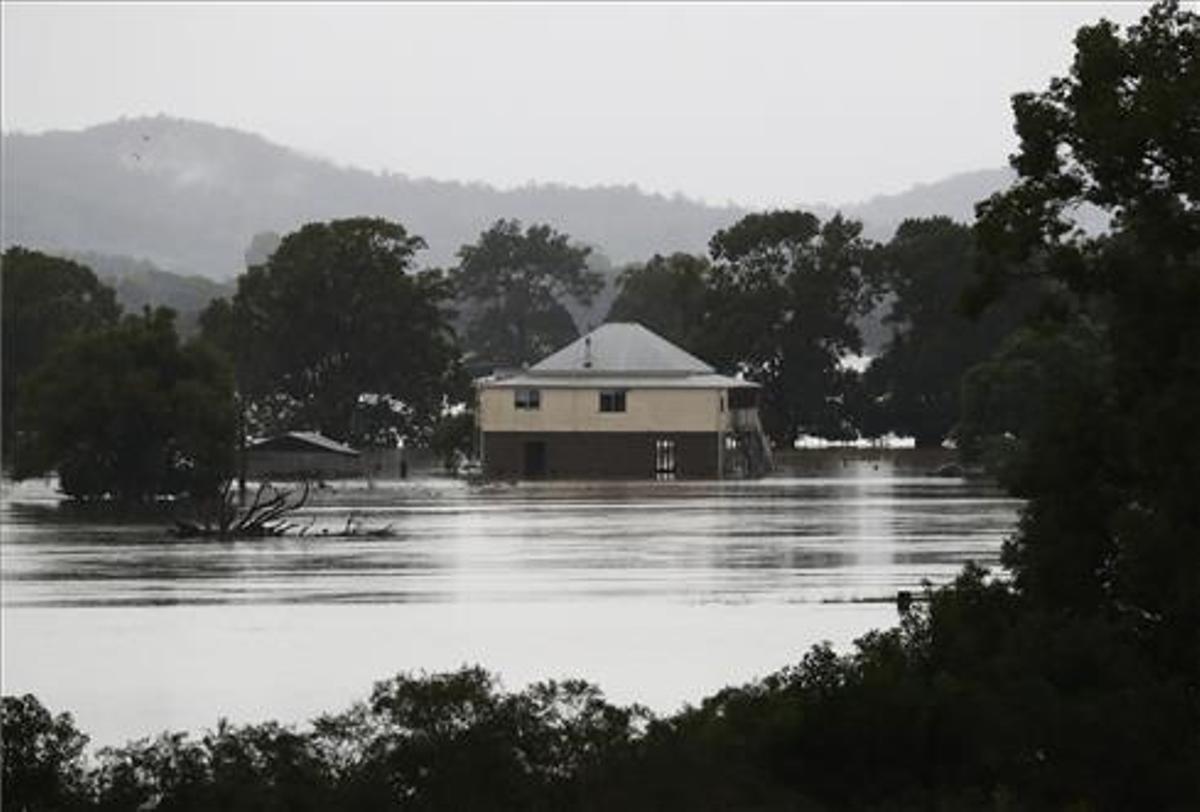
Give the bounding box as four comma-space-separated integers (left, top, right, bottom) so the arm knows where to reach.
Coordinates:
479, 386, 727, 433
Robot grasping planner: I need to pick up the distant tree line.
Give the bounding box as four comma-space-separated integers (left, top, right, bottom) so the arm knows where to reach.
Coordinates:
2, 200, 1046, 499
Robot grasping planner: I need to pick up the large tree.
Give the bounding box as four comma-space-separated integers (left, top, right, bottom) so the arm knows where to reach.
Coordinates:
202, 218, 465, 446
705, 211, 873, 443
862, 218, 1040, 447
972, 0, 1200, 677
606, 253, 710, 353
1, 248, 121, 461
13, 308, 236, 501
453, 220, 602, 366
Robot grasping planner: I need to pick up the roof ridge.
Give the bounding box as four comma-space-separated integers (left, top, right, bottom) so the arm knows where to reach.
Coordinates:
530, 321, 715, 375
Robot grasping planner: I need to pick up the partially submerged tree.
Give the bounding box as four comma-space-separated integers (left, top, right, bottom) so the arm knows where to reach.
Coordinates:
13, 308, 236, 501
202, 218, 466, 446
862, 218, 1040, 447
1, 247, 121, 461
452, 219, 602, 366
705, 211, 873, 443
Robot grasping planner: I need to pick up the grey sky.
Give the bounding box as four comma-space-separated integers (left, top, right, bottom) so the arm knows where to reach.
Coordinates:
2, 2, 1150, 207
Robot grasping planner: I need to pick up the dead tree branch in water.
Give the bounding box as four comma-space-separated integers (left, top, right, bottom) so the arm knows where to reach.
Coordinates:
172, 480, 310, 539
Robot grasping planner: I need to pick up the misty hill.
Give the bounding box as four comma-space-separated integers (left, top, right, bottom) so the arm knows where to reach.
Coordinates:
2, 117, 750, 278
60, 251, 235, 335
841, 168, 1016, 241
3, 117, 1021, 282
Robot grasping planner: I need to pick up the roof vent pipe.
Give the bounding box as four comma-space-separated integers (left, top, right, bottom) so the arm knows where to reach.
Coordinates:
583, 336, 593, 369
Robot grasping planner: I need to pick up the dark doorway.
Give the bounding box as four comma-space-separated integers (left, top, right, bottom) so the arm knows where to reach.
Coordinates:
523, 441, 547, 477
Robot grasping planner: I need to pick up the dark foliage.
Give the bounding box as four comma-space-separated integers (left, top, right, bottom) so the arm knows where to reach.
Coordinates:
1, 695, 91, 812
452, 219, 602, 367
428, 410, 476, 469
6, 589, 1198, 811
12, 308, 236, 501
200, 218, 466, 446
606, 252, 711, 352
861, 218, 1042, 447
703, 211, 874, 443
1, 247, 121, 462
971, 0, 1200, 681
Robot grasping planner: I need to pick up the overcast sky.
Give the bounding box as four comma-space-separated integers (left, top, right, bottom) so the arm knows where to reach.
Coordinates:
2, 2, 1150, 207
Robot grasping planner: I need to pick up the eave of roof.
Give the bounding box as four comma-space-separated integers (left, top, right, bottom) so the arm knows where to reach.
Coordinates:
478, 373, 760, 390
248, 431, 360, 456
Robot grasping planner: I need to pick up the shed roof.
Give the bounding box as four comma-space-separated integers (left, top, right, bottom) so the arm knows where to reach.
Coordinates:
530, 322, 714, 375
248, 431, 360, 456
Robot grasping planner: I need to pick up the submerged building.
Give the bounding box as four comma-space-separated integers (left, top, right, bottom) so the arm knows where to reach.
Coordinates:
244, 431, 361, 481
475, 322, 771, 479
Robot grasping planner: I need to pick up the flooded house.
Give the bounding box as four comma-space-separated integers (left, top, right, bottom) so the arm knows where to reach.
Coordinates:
244, 431, 361, 481
475, 322, 771, 479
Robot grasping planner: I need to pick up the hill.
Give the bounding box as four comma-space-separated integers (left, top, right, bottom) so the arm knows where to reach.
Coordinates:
60, 251, 235, 335
2, 117, 1018, 281
841, 168, 1016, 240
2, 117, 747, 277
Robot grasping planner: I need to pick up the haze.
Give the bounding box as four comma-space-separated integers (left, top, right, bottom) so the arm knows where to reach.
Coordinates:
2, 2, 1148, 208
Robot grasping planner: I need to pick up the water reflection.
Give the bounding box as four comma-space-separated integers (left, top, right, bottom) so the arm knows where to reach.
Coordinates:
1, 462, 1021, 746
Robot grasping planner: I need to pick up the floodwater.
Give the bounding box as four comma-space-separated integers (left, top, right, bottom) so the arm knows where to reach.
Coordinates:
1, 452, 1020, 749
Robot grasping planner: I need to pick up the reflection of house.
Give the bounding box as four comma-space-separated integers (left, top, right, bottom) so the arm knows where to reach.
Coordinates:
476, 322, 771, 479
245, 431, 361, 481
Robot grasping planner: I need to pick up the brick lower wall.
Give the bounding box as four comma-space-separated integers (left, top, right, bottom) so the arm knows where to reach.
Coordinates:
481, 432, 719, 479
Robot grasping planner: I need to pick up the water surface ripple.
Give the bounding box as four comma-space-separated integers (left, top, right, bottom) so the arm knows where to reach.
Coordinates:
1, 461, 1020, 746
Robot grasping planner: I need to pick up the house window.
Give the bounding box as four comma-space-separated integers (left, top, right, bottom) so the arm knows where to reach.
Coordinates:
514, 389, 541, 410
599, 389, 626, 413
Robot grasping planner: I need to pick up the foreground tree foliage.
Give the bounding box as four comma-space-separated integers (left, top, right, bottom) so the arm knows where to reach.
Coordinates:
201, 218, 465, 446
452, 219, 602, 367
2, 671, 647, 812
1, 247, 121, 462
6, 586, 1196, 812
12, 308, 236, 501
970, 0, 1200, 680
1, 695, 90, 811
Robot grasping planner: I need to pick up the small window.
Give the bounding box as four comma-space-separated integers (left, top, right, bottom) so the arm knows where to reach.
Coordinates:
599, 389, 626, 413
514, 389, 541, 410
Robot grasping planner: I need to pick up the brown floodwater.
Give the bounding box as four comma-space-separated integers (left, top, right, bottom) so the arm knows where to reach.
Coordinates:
1, 451, 1020, 748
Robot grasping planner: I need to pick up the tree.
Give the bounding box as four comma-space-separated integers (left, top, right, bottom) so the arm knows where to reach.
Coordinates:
202, 218, 465, 446
1, 247, 121, 461
606, 253, 710, 352
705, 211, 873, 443
453, 220, 602, 366
1, 694, 90, 812
973, 0, 1200, 677
862, 218, 1040, 447
13, 308, 235, 501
